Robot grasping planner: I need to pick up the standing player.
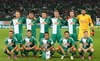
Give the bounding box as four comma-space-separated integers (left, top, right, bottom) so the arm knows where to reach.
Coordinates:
78, 31, 94, 59
51, 10, 63, 44
77, 9, 94, 40
26, 11, 36, 37
39, 32, 55, 56
20, 30, 38, 57
10, 10, 26, 44
64, 10, 78, 49
36, 11, 52, 42
56, 31, 76, 60
4, 31, 18, 59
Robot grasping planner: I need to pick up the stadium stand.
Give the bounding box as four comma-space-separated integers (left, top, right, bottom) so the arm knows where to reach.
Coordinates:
0, 0, 100, 23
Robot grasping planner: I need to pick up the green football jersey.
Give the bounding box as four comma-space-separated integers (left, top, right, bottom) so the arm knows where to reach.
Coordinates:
5, 37, 18, 48
80, 37, 93, 49
36, 17, 52, 33
51, 18, 63, 34
65, 17, 78, 34
59, 37, 74, 48
26, 18, 36, 36
22, 36, 37, 47
40, 38, 54, 49
10, 17, 26, 34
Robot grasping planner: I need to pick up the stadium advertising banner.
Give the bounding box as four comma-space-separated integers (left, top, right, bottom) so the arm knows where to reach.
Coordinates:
0, 21, 78, 28
0, 21, 10, 28
96, 18, 100, 26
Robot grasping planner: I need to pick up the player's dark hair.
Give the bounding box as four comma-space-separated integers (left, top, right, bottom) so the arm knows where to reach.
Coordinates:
15, 10, 21, 14
44, 32, 49, 35
64, 31, 69, 34
54, 10, 59, 13
28, 11, 34, 15
81, 8, 86, 11
70, 10, 75, 13
42, 11, 47, 14
27, 30, 32, 33
84, 31, 88, 33
9, 30, 14, 34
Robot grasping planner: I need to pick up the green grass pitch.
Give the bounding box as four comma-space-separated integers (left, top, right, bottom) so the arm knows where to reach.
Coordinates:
0, 28, 100, 61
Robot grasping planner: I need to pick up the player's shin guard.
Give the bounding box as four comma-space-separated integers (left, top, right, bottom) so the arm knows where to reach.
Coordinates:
25, 51, 29, 56
71, 51, 75, 56
74, 45, 77, 56
78, 51, 83, 56
20, 50, 26, 55
88, 51, 93, 56
14, 51, 19, 56
51, 50, 55, 56
4, 50, 11, 56
72, 52, 75, 56
33, 50, 38, 56
57, 51, 64, 56
39, 50, 42, 54
75, 44, 77, 50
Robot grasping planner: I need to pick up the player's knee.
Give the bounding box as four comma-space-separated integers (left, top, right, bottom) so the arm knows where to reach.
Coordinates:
35, 47, 39, 51
90, 48, 94, 52
78, 48, 82, 52
56, 47, 59, 51
15, 48, 19, 52
51, 47, 55, 51
39, 48, 42, 51
72, 47, 76, 52
20, 47, 24, 51
16, 49, 19, 51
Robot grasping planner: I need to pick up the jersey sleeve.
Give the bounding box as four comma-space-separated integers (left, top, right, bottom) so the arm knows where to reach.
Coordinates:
75, 18, 79, 25
80, 38, 83, 44
22, 38, 25, 45
89, 15, 93, 27
71, 38, 75, 46
14, 37, 18, 45
63, 20, 68, 25
20, 17, 26, 24
5, 38, 8, 45
10, 20, 13, 26
40, 38, 43, 46
76, 15, 79, 20
32, 37, 37, 45
23, 17, 26, 24
36, 18, 40, 23
60, 18, 64, 27
50, 38, 54, 46
89, 38, 93, 44
48, 18, 52, 25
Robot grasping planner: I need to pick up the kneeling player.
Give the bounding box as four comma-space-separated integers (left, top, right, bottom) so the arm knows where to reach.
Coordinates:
4, 31, 18, 59
56, 31, 76, 60
20, 30, 38, 57
39, 32, 55, 57
78, 31, 94, 59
